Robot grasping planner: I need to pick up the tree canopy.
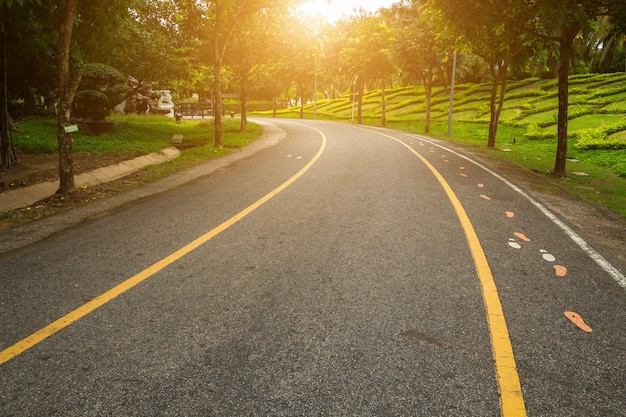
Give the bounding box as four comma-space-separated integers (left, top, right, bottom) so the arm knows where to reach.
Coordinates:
3, 0, 626, 179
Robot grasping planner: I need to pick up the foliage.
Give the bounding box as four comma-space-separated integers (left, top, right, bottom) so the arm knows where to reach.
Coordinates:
522, 123, 553, 140
74, 63, 127, 120
79, 63, 124, 89
73, 90, 110, 120
574, 128, 626, 150
0, 0, 40, 7
12, 116, 258, 155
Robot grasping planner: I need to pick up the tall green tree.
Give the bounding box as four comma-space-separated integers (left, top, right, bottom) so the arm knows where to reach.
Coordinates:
56, 0, 135, 193
111, 0, 191, 85
523, 0, 626, 177
388, 1, 448, 132
330, 12, 395, 125
0, 0, 41, 169
180, 0, 296, 147
430, 0, 527, 148
225, 6, 288, 132
56, 0, 80, 193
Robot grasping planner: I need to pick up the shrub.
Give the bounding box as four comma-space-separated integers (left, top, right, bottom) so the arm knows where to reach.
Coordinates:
574, 128, 626, 150
79, 63, 125, 90
524, 123, 554, 140
74, 63, 126, 120
613, 162, 626, 177
73, 90, 110, 120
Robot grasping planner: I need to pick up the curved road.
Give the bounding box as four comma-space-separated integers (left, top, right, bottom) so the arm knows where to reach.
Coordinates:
1, 120, 625, 416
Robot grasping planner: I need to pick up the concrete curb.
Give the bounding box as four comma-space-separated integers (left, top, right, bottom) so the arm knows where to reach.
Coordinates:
0, 147, 181, 213
0, 119, 286, 254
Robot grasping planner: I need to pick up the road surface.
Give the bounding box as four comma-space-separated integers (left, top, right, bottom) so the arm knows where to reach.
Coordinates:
1, 119, 625, 416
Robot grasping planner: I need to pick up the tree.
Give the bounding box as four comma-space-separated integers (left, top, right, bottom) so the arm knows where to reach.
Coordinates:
578, 17, 626, 74
331, 12, 395, 125
110, 0, 192, 85
430, 0, 527, 148
56, 0, 81, 193
180, 0, 295, 146
225, 6, 287, 132
0, 0, 42, 169
523, 0, 626, 177
282, 14, 319, 119
389, 1, 448, 132
3, 0, 147, 192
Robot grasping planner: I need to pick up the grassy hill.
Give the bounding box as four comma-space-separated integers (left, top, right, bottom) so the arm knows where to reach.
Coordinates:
252, 73, 626, 216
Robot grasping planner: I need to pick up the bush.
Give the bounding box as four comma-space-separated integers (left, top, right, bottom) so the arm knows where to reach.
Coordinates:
74, 63, 126, 120
524, 123, 554, 140
104, 84, 131, 110
79, 63, 125, 90
73, 90, 110, 120
613, 162, 626, 177
574, 128, 626, 150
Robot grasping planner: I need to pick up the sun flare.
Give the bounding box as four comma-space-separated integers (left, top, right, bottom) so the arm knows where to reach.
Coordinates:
297, 0, 396, 23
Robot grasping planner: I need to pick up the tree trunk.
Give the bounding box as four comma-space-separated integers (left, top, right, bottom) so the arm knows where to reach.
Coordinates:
381, 80, 386, 127
298, 81, 304, 119
495, 57, 509, 133
0, 5, 16, 169
487, 63, 498, 148
213, 0, 223, 148
56, 0, 80, 194
554, 28, 578, 178
357, 79, 364, 124
424, 74, 433, 133
272, 79, 278, 118
240, 71, 248, 133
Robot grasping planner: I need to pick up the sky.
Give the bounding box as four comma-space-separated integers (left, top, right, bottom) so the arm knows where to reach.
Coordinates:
298, 0, 398, 23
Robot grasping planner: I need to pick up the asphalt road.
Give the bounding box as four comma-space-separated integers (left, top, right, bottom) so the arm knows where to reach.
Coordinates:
1, 119, 625, 416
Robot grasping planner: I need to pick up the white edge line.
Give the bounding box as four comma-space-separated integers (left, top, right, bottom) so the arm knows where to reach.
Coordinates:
387, 129, 626, 290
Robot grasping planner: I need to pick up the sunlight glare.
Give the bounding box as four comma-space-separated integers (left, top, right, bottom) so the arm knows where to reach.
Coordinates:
297, 0, 396, 23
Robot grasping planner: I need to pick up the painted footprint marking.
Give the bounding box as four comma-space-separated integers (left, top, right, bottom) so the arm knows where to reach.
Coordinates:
506, 235, 568, 277
564, 311, 593, 332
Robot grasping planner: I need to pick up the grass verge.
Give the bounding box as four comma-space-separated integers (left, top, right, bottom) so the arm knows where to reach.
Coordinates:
0, 116, 262, 229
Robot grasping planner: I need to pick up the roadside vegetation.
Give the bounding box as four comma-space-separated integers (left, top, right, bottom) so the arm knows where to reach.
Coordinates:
11, 115, 261, 181
252, 73, 626, 217
2, 1, 625, 221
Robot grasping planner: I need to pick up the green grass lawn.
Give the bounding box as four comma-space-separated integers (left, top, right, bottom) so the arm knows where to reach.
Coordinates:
8, 74, 625, 218
253, 74, 626, 217
11, 115, 262, 182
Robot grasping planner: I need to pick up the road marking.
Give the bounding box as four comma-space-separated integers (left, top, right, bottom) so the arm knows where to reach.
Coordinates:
393, 130, 626, 290
564, 311, 593, 332
0, 125, 327, 367
359, 127, 526, 417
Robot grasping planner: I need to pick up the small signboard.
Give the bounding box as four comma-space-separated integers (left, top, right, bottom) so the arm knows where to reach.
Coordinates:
64, 125, 79, 133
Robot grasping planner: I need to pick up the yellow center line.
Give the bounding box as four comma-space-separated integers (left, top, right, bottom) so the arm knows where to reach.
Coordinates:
361, 127, 526, 417
0, 125, 327, 366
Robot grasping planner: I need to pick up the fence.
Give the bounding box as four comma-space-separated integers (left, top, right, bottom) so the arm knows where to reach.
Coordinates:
177, 102, 213, 118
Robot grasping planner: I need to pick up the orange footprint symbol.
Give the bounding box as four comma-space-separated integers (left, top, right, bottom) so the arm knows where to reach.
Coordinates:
513, 232, 530, 242
564, 311, 593, 332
